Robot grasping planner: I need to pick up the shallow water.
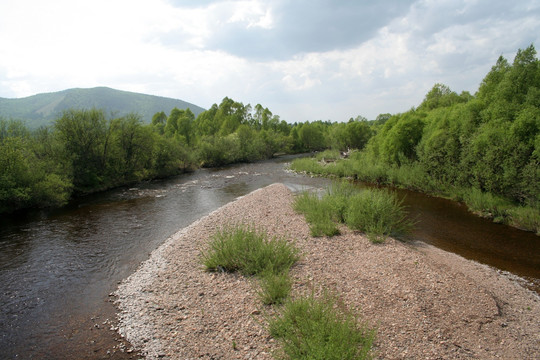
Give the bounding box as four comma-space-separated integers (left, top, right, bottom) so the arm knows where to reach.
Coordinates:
0, 156, 538, 359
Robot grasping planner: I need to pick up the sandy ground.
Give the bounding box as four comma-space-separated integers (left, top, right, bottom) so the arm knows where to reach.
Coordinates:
114, 183, 540, 359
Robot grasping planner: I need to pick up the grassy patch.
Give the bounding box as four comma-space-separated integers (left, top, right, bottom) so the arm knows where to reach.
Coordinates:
314, 149, 341, 162
294, 182, 411, 242
289, 158, 325, 175
508, 206, 540, 235
201, 225, 299, 304
201, 225, 299, 276
268, 292, 374, 360
258, 270, 293, 305
460, 187, 512, 222
293, 191, 340, 237
345, 188, 411, 243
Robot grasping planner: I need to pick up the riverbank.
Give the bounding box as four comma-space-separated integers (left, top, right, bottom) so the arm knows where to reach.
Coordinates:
114, 183, 540, 359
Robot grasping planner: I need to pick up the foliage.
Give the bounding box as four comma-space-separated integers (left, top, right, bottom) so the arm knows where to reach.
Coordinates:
293, 191, 340, 237
268, 292, 374, 360
258, 270, 293, 305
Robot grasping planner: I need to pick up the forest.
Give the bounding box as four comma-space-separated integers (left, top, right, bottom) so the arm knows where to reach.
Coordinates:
1, 45, 538, 234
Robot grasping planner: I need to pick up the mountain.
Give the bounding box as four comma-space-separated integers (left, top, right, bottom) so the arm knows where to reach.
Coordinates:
0, 87, 206, 128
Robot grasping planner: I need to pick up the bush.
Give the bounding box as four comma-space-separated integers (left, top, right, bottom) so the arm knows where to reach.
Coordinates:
268, 292, 374, 360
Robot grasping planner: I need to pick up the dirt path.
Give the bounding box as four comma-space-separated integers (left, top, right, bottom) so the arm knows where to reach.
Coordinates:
114, 183, 540, 359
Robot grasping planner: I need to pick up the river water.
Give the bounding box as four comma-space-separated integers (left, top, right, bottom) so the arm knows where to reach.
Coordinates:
1, 156, 538, 359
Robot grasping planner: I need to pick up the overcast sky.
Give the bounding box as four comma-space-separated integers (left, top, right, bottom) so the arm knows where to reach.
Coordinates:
0, 0, 539, 122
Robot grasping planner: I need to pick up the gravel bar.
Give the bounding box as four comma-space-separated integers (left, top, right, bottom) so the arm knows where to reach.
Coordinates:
115, 183, 540, 359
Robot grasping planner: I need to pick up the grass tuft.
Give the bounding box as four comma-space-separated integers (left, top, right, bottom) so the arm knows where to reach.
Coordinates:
258, 270, 292, 305
201, 225, 299, 304
201, 225, 299, 276
345, 188, 411, 242
293, 191, 340, 237
268, 292, 374, 360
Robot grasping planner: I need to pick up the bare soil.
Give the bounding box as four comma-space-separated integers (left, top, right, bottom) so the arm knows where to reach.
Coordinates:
114, 183, 540, 359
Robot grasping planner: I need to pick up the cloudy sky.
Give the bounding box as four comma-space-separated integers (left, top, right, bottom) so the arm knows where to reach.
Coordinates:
0, 0, 539, 122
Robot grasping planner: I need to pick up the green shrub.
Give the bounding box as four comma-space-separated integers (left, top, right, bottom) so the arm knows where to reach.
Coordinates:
268, 292, 374, 360
345, 189, 410, 242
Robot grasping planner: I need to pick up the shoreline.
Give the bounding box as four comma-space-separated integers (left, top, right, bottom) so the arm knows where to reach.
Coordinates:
114, 183, 540, 359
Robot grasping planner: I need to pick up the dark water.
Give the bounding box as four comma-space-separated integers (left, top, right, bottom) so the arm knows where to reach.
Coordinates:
0, 156, 538, 359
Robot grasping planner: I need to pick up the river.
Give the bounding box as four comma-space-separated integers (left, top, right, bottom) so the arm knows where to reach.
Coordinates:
0, 156, 538, 359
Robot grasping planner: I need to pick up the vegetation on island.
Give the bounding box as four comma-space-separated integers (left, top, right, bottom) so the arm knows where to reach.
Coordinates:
294, 182, 411, 243
201, 224, 375, 359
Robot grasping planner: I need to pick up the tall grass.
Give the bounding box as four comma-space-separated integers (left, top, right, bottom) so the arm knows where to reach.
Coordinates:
293, 191, 340, 237
314, 149, 341, 161
289, 158, 325, 175
508, 206, 540, 235
294, 182, 411, 242
268, 292, 374, 360
345, 189, 411, 243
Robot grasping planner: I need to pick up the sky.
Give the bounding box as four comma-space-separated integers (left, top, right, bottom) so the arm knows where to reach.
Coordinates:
0, 0, 539, 122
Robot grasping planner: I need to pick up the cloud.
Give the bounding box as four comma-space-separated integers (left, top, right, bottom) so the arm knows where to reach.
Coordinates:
161, 0, 416, 59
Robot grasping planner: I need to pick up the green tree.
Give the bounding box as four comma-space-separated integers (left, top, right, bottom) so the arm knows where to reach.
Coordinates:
54, 108, 110, 191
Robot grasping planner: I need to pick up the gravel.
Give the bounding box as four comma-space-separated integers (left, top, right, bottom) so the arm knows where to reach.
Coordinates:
115, 183, 540, 359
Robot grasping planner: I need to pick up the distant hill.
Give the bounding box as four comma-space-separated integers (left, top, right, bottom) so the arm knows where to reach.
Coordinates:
0, 87, 206, 128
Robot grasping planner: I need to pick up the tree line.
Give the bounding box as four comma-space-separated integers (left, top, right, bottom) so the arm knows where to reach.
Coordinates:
0, 97, 367, 214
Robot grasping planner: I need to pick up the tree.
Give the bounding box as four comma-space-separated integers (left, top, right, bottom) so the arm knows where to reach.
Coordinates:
54, 108, 109, 191
151, 111, 167, 134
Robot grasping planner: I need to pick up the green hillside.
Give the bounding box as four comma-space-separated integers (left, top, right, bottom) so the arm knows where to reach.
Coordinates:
0, 87, 205, 128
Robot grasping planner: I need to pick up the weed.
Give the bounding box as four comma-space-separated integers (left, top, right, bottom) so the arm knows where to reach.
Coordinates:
201, 225, 299, 305
258, 270, 292, 305
268, 292, 374, 360
294, 183, 411, 242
